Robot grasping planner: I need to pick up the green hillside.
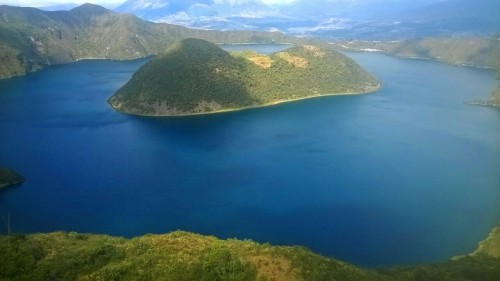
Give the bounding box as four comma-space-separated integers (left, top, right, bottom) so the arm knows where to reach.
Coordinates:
108, 38, 380, 116
1, 226, 499, 281
0, 4, 293, 79
330, 37, 500, 69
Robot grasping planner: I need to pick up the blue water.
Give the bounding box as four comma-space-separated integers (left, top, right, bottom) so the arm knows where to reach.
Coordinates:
0, 51, 499, 267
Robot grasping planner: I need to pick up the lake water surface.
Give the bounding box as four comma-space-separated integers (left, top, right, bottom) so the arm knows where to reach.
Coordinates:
0, 48, 499, 267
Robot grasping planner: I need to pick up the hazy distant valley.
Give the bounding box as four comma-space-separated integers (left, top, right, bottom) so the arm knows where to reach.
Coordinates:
112, 0, 499, 38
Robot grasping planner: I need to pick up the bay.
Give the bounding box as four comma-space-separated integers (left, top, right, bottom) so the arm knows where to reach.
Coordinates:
0, 50, 499, 267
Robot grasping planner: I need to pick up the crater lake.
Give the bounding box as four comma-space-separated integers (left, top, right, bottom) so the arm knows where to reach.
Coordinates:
0, 49, 499, 267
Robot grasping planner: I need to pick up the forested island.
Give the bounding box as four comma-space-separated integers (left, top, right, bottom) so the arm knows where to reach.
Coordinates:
108, 38, 380, 116
1, 226, 499, 281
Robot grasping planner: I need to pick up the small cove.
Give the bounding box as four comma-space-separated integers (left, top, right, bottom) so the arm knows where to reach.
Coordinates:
0, 49, 499, 267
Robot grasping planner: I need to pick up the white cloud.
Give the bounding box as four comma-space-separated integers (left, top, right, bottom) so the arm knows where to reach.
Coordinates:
262, 0, 293, 4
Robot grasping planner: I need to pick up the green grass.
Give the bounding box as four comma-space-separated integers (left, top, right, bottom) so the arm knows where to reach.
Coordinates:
1, 227, 499, 281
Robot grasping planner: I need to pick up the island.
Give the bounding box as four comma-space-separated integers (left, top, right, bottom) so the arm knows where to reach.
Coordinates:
108, 38, 380, 116
0, 168, 24, 190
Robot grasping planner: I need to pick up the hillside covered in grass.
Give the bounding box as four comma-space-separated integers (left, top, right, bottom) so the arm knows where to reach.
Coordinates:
1, 226, 499, 281
108, 38, 380, 116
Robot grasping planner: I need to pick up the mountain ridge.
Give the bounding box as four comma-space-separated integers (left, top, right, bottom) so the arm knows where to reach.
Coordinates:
113, 0, 499, 38
0, 3, 294, 79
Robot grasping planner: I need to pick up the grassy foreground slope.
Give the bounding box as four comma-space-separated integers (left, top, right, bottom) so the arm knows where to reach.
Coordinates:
0, 226, 499, 281
108, 38, 380, 116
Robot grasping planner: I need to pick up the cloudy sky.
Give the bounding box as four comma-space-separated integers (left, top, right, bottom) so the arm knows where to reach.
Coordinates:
0, 0, 295, 8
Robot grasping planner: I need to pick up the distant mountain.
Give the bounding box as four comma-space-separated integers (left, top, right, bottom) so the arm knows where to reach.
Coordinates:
0, 4, 292, 78
116, 0, 280, 29
108, 38, 380, 116
390, 0, 500, 36
281, 0, 441, 21
397, 0, 499, 21
113, 0, 499, 38
310, 0, 500, 39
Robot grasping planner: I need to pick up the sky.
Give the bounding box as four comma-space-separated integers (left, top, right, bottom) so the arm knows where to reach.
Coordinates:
0, 0, 295, 9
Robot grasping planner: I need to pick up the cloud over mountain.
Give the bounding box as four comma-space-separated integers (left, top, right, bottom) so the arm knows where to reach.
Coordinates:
116, 0, 279, 29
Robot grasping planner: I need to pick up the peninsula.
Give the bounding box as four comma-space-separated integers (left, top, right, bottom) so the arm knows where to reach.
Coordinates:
108, 38, 380, 116
0, 168, 24, 189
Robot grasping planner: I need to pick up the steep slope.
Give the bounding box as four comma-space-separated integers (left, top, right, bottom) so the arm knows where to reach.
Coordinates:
0, 4, 291, 79
108, 38, 380, 116
1, 226, 499, 280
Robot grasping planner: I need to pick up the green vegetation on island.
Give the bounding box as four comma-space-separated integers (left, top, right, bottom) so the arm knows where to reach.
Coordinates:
1, 226, 499, 281
108, 38, 380, 116
0, 168, 24, 189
